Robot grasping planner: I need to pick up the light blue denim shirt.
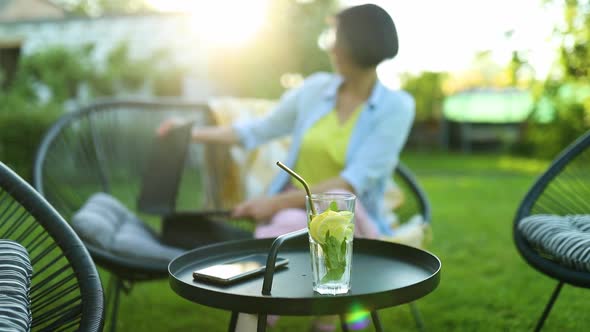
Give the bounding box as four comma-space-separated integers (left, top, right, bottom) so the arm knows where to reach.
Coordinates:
233, 72, 415, 236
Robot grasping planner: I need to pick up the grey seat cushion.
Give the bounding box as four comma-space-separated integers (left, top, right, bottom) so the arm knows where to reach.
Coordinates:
518, 214, 590, 272
72, 193, 183, 264
0, 240, 33, 332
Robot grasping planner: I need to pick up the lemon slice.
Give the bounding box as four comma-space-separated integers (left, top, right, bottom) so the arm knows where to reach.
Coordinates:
315, 212, 354, 244
309, 210, 338, 243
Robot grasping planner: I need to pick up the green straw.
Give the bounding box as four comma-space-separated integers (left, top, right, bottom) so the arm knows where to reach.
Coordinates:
276, 161, 316, 215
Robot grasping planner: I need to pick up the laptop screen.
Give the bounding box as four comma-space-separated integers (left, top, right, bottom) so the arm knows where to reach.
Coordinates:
137, 122, 194, 215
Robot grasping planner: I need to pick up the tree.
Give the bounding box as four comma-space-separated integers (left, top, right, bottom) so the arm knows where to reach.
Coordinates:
50, 0, 153, 16
400, 72, 447, 123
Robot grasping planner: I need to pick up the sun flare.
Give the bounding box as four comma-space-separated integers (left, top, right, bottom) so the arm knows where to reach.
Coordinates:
147, 0, 269, 47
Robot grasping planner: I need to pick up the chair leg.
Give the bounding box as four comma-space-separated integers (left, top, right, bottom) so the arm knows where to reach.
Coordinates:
106, 276, 123, 332
534, 282, 563, 332
256, 314, 267, 332
104, 275, 115, 331
228, 311, 238, 332
409, 302, 425, 332
371, 310, 383, 332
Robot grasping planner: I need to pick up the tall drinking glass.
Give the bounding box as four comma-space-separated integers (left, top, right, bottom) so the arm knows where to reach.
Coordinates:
306, 192, 355, 295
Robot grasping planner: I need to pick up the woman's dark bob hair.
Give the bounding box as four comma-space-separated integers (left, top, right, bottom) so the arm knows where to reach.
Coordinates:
335, 4, 398, 68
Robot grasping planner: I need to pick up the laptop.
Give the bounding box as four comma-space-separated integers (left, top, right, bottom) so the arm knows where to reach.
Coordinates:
137, 122, 195, 215
137, 121, 244, 248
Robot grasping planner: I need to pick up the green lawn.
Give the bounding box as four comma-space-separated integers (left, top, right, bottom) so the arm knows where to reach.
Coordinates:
110, 151, 590, 331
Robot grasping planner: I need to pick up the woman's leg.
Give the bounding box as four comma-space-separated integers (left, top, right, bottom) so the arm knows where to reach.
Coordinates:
315, 188, 380, 239
255, 208, 308, 238
349, 194, 379, 239
254, 195, 379, 239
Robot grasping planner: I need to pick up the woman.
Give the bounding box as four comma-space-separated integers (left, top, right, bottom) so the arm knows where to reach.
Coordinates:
161, 4, 414, 330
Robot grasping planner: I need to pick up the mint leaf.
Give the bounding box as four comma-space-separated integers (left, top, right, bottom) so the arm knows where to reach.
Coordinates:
329, 201, 339, 212
321, 267, 346, 283
320, 232, 348, 282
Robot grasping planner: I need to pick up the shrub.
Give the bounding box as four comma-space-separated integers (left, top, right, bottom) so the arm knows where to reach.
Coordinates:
0, 101, 61, 179
0, 43, 186, 177
400, 71, 447, 123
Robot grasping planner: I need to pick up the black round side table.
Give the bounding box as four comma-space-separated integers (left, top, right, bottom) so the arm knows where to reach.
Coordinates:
169, 229, 441, 332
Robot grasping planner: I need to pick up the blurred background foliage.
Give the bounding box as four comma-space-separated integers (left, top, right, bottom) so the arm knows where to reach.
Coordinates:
2, 0, 590, 174
518, 0, 590, 158
400, 72, 447, 124
0, 0, 339, 176
52, 0, 153, 16
0, 42, 186, 175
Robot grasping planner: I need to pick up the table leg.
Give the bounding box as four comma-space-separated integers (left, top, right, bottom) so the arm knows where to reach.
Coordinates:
409, 302, 425, 332
339, 314, 350, 332
371, 311, 383, 332
257, 314, 267, 332
228, 311, 238, 332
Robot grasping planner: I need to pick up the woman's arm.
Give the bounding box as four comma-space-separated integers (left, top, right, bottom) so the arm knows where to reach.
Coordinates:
232, 176, 353, 222
191, 126, 239, 144
158, 118, 240, 145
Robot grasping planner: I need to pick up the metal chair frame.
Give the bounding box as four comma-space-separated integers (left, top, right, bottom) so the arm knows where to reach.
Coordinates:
0, 162, 104, 332
34, 100, 215, 332
513, 130, 590, 331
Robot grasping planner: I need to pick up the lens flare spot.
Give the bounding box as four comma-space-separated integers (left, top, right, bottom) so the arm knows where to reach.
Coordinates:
345, 304, 371, 330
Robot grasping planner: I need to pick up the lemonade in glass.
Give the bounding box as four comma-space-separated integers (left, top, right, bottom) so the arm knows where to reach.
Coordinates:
307, 193, 355, 295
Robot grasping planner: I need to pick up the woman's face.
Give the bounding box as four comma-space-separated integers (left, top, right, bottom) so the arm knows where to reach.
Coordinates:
320, 20, 350, 75
325, 23, 357, 76
328, 30, 350, 75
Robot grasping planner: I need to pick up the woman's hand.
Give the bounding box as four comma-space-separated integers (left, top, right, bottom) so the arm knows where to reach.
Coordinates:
158, 122, 240, 144
231, 197, 279, 223
157, 117, 188, 137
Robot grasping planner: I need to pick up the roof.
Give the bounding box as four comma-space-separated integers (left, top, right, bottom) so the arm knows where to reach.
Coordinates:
0, 0, 65, 23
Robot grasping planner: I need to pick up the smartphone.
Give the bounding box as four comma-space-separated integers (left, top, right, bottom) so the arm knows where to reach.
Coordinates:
192, 254, 289, 285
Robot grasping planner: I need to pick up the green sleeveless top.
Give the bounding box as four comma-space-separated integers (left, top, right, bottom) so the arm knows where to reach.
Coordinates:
293, 106, 362, 188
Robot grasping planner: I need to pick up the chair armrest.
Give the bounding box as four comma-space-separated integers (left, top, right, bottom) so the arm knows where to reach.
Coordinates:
163, 210, 231, 222
161, 210, 251, 249
262, 228, 308, 295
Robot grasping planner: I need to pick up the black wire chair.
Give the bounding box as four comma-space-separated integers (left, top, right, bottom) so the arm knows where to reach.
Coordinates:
32, 99, 253, 332
0, 162, 104, 332
513, 130, 590, 331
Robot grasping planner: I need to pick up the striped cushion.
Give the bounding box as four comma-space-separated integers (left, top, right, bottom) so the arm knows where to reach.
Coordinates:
518, 214, 590, 272
0, 240, 33, 332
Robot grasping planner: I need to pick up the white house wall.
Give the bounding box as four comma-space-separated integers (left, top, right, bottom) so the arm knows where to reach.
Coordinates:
0, 13, 213, 98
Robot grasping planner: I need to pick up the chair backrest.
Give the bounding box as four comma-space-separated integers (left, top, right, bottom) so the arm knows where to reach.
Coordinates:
33, 99, 227, 277
394, 163, 431, 224
34, 99, 215, 223
515, 130, 590, 220
0, 162, 103, 332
